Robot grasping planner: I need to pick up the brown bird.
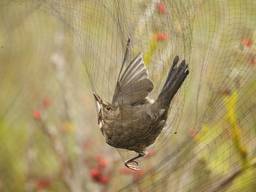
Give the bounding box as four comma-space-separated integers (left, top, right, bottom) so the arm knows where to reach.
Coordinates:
93, 38, 189, 170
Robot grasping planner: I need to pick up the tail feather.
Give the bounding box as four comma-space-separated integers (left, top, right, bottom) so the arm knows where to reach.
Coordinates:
157, 56, 189, 107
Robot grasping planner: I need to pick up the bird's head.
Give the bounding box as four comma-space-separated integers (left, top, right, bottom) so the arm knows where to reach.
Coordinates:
93, 92, 118, 132
93, 92, 115, 113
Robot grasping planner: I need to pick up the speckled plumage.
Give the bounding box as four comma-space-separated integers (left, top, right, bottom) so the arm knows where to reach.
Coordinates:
93, 38, 189, 170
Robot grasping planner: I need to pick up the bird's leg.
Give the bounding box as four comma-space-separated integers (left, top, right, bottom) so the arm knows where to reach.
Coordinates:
125, 152, 145, 171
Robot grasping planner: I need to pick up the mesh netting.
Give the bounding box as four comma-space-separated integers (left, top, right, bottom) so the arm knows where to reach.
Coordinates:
0, 0, 255, 191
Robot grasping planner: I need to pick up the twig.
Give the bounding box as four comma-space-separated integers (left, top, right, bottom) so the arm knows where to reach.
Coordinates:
37, 120, 73, 191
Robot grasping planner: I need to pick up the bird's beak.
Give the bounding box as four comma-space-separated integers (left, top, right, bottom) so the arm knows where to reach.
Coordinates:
93, 92, 102, 113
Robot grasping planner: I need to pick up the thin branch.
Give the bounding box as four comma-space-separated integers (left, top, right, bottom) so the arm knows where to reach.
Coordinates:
38, 120, 73, 191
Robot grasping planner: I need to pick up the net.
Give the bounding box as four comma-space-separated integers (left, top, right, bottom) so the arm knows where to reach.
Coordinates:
0, 0, 255, 191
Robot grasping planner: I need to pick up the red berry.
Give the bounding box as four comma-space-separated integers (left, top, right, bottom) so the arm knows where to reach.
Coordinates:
99, 175, 109, 185
98, 159, 108, 169
250, 55, 256, 66
42, 97, 51, 108
155, 33, 168, 41
241, 38, 253, 48
90, 168, 101, 179
90, 168, 110, 185
96, 155, 108, 169
33, 110, 41, 120
156, 2, 166, 14
35, 178, 51, 190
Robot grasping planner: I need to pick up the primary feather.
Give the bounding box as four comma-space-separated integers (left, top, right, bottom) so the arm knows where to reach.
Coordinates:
112, 53, 153, 106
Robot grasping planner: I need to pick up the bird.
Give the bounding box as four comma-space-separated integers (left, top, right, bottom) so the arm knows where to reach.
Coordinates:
93, 38, 189, 170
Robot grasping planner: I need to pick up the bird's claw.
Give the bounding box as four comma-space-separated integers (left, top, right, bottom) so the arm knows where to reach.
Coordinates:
125, 160, 140, 171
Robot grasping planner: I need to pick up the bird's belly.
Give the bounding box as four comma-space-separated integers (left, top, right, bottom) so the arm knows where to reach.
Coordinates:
104, 117, 165, 152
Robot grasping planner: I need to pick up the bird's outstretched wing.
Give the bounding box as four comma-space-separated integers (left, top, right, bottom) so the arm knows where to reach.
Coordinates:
112, 53, 153, 106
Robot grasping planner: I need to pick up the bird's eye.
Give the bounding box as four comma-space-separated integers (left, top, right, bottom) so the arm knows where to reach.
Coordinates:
106, 106, 111, 110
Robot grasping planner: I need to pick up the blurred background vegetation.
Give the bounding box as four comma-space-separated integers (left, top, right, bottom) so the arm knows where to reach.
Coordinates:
0, 0, 256, 191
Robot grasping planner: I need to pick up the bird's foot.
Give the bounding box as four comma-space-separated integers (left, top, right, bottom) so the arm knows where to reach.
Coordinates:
125, 160, 141, 171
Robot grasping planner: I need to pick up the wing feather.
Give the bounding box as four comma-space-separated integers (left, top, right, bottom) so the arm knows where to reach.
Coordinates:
112, 53, 153, 105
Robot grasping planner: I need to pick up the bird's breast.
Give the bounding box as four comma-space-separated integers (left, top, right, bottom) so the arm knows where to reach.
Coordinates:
101, 104, 167, 151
